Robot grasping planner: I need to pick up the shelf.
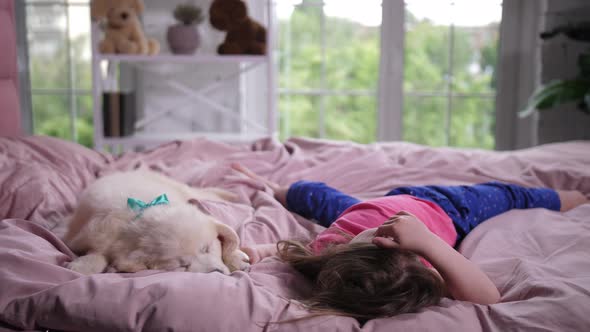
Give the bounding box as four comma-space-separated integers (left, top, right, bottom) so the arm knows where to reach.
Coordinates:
102, 132, 272, 145
96, 54, 269, 64
90, 0, 277, 151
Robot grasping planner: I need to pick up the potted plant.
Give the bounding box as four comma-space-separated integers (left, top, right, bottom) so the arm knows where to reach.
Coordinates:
520, 22, 590, 118
167, 3, 205, 55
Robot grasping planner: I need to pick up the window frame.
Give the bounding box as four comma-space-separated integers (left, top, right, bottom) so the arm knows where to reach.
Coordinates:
18, 0, 542, 150
20, 0, 92, 141
15, 0, 33, 134
377, 0, 404, 141
277, 0, 381, 140
281, 1, 506, 146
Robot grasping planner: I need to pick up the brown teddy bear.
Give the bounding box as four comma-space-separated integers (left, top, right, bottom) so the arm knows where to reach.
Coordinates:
91, 0, 159, 55
209, 0, 266, 55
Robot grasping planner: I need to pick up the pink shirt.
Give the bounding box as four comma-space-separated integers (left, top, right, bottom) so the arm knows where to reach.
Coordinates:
309, 195, 457, 254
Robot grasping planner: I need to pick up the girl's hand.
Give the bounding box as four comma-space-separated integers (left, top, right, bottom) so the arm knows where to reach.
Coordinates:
374, 212, 501, 305
372, 211, 435, 255
240, 246, 261, 264
231, 163, 288, 207
231, 163, 281, 192
240, 244, 278, 264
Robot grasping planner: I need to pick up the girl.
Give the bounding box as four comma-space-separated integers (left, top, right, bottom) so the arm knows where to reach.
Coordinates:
233, 164, 587, 320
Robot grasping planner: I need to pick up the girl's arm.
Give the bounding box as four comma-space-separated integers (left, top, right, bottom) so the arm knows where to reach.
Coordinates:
231, 163, 288, 206
418, 235, 501, 304
373, 211, 500, 305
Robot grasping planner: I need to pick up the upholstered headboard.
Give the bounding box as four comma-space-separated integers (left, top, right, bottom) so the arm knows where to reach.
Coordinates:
0, 0, 22, 136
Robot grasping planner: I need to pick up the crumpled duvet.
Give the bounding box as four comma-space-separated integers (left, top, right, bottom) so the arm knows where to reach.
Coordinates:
1, 135, 589, 332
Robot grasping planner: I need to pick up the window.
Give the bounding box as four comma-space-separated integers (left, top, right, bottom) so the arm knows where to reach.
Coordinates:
278, 0, 502, 148
277, 0, 382, 143
403, 0, 502, 148
20, 0, 504, 149
25, 0, 93, 147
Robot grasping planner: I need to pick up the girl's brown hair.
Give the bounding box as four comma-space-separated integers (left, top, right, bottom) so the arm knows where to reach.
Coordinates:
277, 240, 445, 321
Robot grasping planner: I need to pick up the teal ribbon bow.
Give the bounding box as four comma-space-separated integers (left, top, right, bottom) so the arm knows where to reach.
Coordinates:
127, 194, 169, 219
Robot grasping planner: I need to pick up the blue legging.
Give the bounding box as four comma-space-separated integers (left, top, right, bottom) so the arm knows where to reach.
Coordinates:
286, 181, 560, 242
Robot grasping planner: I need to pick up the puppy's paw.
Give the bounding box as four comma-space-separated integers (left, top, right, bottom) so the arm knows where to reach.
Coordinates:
112, 258, 149, 273
225, 250, 250, 272
67, 253, 108, 275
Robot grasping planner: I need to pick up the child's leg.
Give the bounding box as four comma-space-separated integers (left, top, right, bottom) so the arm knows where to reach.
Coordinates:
286, 181, 361, 227
387, 182, 561, 241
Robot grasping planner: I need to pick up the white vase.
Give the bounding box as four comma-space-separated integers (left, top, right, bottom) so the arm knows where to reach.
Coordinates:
167, 24, 200, 55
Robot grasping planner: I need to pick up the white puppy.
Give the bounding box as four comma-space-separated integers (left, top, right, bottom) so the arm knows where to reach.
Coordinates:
64, 170, 249, 275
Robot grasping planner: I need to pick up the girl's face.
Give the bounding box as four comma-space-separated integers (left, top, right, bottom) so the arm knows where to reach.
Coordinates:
350, 227, 379, 244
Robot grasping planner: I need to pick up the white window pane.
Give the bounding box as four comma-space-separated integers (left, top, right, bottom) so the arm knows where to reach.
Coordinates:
32, 94, 73, 140
76, 94, 94, 147
453, 25, 499, 94
403, 95, 447, 146
450, 97, 495, 148
279, 3, 323, 89
278, 1, 381, 142
324, 0, 382, 26
26, 1, 92, 142
27, 4, 69, 90
405, 0, 501, 26
68, 4, 92, 90
403, 0, 502, 149
324, 1, 380, 91
325, 95, 376, 143
279, 94, 320, 140
404, 16, 450, 92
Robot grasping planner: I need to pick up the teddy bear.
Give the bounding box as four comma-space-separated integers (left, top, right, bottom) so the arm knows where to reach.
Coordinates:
209, 0, 266, 55
91, 0, 160, 55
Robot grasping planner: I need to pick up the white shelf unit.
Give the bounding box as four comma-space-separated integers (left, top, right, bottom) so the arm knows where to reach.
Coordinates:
90, 0, 277, 151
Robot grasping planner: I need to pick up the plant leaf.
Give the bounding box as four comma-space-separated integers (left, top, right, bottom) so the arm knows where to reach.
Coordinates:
520, 79, 590, 118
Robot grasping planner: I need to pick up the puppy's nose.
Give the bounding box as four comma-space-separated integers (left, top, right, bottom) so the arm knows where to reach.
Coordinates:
121, 12, 128, 20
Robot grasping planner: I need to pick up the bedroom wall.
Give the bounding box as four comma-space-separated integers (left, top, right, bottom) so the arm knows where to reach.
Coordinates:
537, 0, 590, 144
0, 0, 22, 136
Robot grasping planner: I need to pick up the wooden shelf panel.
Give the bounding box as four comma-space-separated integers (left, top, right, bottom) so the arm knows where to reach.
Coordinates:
102, 132, 272, 145
97, 54, 269, 64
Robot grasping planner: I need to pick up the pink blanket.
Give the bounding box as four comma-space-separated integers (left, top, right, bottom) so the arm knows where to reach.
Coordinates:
1, 136, 589, 331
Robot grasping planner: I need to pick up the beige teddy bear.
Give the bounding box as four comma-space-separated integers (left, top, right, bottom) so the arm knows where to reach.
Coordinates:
91, 0, 160, 55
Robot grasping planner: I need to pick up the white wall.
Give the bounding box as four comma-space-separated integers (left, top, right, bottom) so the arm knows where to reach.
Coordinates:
537, 0, 590, 144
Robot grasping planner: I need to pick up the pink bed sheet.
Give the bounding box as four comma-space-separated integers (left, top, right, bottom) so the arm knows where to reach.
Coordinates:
1, 135, 589, 331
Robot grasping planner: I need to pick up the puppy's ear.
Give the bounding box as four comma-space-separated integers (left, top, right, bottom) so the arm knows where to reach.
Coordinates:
215, 222, 239, 258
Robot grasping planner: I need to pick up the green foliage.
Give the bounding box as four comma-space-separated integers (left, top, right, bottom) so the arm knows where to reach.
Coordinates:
31, 4, 499, 150
522, 23, 590, 117
521, 61, 590, 117
173, 4, 204, 26
30, 35, 94, 147
521, 78, 590, 117
279, 7, 498, 148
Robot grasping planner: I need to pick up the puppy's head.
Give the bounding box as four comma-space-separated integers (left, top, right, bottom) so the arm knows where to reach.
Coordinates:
117, 204, 244, 274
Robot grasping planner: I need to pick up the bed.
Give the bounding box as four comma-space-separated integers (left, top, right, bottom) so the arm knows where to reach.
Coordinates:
1, 135, 589, 332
